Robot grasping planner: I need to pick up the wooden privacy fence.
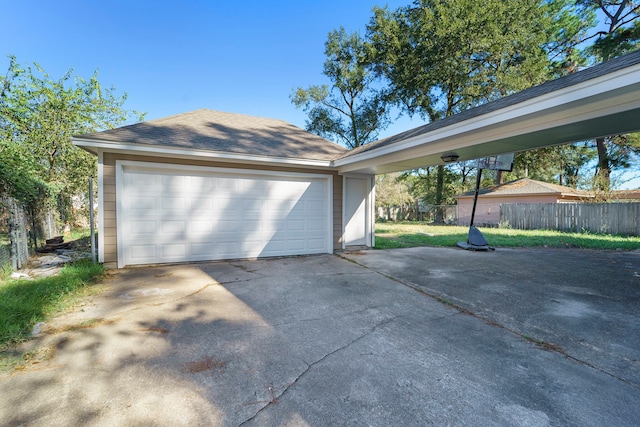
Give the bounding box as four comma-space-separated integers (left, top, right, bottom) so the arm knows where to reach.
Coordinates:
500, 203, 640, 236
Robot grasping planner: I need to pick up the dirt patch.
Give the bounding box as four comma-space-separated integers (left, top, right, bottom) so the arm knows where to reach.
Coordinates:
48, 318, 117, 334
185, 356, 225, 374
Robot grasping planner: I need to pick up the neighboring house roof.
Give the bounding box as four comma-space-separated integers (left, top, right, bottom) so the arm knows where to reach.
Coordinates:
75, 109, 348, 161
342, 49, 640, 160
610, 189, 640, 200
455, 178, 593, 199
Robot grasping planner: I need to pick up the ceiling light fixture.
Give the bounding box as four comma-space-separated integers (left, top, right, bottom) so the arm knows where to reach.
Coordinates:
440, 152, 460, 163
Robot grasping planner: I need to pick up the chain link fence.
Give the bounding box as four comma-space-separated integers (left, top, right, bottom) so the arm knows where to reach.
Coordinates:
0, 196, 57, 271
377, 204, 458, 224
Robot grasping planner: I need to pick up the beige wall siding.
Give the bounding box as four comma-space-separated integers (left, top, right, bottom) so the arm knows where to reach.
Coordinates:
102, 153, 343, 264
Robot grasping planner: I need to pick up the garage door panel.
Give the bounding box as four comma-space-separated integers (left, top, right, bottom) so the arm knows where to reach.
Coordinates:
308, 238, 326, 250
160, 175, 187, 191
128, 220, 156, 234
162, 244, 186, 259
215, 198, 241, 211
287, 219, 305, 231
129, 244, 157, 262
161, 221, 186, 235
119, 164, 330, 266
188, 220, 213, 234
160, 197, 186, 212
307, 219, 326, 231
214, 219, 240, 232
189, 198, 214, 215
125, 171, 157, 189
128, 196, 156, 212
191, 243, 214, 256
187, 175, 214, 192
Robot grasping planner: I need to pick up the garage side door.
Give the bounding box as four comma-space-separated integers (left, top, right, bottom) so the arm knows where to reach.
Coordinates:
117, 163, 331, 266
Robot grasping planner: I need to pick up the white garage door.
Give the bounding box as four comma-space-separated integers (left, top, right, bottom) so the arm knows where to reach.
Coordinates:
116, 162, 332, 266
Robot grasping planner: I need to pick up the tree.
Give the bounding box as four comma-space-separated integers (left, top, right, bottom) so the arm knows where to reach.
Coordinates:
367, 0, 555, 221
506, 143, 596, 187
543, 0, 597, 76
291, 28, 391, 149
375, 173, 415, 220
580, 0, 640, 61
0, 55, 143, 223
578, 0, 640, 190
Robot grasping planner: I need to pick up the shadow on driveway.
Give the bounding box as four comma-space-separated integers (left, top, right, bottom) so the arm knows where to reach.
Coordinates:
1, 249, 639, 426
343, 246, 640, 388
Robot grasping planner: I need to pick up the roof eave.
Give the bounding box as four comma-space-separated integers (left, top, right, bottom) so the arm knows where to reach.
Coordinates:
334, 53, 640, 175
72, 137, 336, 169
455, 192, 591, 199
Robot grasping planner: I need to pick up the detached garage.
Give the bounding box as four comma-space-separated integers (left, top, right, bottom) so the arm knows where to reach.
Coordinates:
74, 109, 375, 268
74, 52, 640, 268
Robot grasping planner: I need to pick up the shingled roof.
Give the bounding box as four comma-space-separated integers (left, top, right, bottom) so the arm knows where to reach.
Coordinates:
455, 178, 593, 198
75, 109, 348, 161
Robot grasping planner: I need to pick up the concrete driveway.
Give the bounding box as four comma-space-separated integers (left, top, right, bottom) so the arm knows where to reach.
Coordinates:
1, 248, 639, 426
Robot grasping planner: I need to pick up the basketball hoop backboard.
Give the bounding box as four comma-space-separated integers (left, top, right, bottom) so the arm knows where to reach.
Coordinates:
476, 153, 514, 171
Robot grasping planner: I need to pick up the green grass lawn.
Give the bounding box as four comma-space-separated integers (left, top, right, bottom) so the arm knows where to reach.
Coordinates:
0, 259, 104, 346
374, 222, 640, 251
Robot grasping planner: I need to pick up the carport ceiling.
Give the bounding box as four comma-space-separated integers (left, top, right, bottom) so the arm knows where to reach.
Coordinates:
335, 51, 640, 175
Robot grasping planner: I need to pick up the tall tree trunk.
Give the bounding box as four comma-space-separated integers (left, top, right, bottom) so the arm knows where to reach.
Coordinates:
596, 137, 610, 191
435, 164, 444, 223
496, 170, 504, 185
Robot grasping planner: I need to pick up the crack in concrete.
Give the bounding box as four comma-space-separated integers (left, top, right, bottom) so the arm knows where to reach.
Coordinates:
270, 304, 392, 328
239, 315, 398, 426
340, 254, 640, 390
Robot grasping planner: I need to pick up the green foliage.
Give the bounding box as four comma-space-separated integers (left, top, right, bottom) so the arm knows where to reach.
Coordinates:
400, 167, 462, 206
543, 0, 596, 76
578, 0, 639, 61
367, 0, 553, 120
291, 28, 391, 148
0, 55, 144, 222
0, 139, 53, 204
505, 143, 597, 188
0, 259, 104, 345
375, 173, 415, 208
365, 0, 566, 208
575, 1, 639, 189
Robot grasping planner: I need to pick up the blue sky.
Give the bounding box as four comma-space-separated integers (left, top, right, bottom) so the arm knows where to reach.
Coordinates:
2, 0, 414, 136
3, 1, 638, 188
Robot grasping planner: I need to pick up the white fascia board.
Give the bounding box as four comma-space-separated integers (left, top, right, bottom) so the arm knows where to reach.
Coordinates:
72, 138, 335, 169
97, 150, 105, 263
334, 64, 640, 168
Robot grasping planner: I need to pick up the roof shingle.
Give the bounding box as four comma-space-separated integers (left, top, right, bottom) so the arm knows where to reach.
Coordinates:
455, 178, 592, 198
76, 109, 348, 161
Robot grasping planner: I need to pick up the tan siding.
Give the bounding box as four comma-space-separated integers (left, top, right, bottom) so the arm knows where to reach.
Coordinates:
102, 153, 344, 263
333, 174, 343, 249
104, 243, 117, 260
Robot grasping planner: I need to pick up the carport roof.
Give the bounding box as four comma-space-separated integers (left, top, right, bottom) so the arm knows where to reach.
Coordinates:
335, 50, 640, 174
344, 50, 640, 159
74, 109, 348, 162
